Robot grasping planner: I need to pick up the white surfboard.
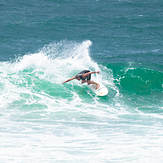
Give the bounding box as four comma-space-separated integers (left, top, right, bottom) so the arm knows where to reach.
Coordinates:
88, 83, 108, 96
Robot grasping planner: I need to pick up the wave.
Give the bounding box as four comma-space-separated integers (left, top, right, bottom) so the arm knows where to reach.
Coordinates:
0, 40, 162, 117
0, 40, 116, 111
118, 67, 163, 95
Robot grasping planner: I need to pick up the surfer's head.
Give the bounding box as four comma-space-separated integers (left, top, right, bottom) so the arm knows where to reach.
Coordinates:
75, 74, 80, 80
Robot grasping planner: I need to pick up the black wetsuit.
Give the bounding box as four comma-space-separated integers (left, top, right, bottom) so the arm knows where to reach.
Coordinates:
76, 70, 91, 81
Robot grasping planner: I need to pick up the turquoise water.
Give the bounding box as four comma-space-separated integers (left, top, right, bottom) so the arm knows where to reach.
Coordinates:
0, 0, 163, 162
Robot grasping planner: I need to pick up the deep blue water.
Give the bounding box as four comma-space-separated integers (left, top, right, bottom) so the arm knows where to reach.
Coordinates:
0, 0, 163, 162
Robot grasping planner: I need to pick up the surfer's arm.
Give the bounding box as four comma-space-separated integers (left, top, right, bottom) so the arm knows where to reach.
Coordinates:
82, 71, 100, 79
62, 76, 76, 84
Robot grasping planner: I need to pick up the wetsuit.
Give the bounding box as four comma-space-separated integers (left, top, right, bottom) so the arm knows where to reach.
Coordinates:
75, 70, 91, 81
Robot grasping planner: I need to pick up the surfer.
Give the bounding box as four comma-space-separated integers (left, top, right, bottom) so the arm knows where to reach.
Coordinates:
62, 70, 100, 89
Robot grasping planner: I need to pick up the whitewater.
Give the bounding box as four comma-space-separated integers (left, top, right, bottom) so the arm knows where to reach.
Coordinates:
0, 40, 163, 162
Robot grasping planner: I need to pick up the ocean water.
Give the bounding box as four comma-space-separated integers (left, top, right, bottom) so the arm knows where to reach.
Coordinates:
0, 0, 163, 162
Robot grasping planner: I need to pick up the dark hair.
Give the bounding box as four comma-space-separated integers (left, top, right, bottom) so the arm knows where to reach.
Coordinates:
75, 74, 82, 79
75, 74, 80, 78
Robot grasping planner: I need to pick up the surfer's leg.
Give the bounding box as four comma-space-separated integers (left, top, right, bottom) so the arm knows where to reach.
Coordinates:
87, 80, 100, 89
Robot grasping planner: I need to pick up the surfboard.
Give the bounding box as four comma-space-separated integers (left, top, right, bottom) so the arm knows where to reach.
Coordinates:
88, 83, 108, 96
